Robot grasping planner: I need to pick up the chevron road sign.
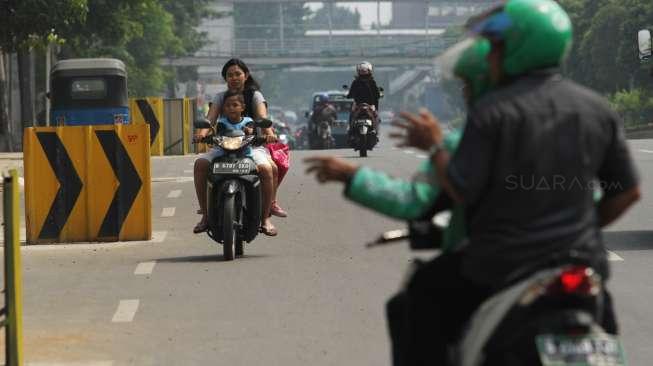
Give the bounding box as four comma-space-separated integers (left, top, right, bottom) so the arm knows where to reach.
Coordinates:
24, 124, 152, 244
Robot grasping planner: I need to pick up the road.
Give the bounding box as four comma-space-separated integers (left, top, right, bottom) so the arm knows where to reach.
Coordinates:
1, 134, 653, 365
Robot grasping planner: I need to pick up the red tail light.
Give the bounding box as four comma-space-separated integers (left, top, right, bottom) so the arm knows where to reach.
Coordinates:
550, 266, 600, 296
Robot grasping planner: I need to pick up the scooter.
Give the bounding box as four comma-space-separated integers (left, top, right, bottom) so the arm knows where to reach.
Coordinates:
194, 119, 271, 261
368, 215, 626, 366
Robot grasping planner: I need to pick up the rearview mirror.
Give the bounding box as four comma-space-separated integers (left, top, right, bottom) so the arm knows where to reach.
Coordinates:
304, 111, 310, 118
256, 118, 273, 128
342, 84, 348, 90
194, 119, 211, 129
638, 29, 652, 61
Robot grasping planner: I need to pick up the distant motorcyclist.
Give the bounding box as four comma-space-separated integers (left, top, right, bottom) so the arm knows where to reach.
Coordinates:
389, 0, 641, 364
347, 61, 381, 111
309, 93, 337, 147
347, 62, 381, 145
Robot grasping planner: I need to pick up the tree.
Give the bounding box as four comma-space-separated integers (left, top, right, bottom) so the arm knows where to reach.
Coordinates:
60, 0, 214, 97
308, 4, 361, 30
558, 0, 653, 94
0, 0, 87, 148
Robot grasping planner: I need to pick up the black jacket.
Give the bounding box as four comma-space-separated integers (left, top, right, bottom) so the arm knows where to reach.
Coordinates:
347, 76, 380, 110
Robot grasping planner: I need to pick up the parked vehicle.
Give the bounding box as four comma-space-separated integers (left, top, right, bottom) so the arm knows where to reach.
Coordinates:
49, 58, 129, 126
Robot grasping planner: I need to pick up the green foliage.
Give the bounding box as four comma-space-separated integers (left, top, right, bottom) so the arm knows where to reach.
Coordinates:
558, 0, 653, 94
309, 4, 361, 30
58, 0, 214, 97
608, 89, 653, 127
0, 0, 88, 51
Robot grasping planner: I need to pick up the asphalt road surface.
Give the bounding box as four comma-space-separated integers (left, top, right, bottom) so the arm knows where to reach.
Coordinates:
2, 135, 653, 365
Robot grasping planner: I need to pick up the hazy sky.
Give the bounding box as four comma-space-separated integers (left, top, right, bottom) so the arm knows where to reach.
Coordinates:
305, 2, 393, 29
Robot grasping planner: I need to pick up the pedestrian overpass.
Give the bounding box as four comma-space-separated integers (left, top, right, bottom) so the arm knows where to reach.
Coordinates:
163, 0, 500, 68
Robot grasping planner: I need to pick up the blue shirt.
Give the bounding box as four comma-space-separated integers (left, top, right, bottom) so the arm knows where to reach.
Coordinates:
217, 116, 253, 136
215, 116, 254, 155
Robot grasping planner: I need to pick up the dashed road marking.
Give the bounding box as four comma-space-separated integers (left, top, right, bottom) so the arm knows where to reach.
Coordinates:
183, 169, 193, 174
607, 250, 624, 261
112, 299, 140, 323
167, 189, 182, 198
416, 154, 428, 159
639, 149, 653, 154
134, 261, 156, 275
161, 207, 176, 217
403, 150, 415, 155
152, 231, 168, 243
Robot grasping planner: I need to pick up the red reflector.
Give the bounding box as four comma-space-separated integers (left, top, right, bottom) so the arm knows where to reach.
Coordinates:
559, 267, 589, 293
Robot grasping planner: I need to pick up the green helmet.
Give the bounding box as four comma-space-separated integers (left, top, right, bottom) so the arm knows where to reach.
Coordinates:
476, 0, 573, 76
453, 38, 491, 102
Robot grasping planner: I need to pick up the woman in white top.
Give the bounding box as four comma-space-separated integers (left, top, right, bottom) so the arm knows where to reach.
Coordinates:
194, 58, 282, 236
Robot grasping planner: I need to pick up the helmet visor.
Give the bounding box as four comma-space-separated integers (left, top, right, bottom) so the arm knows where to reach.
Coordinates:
436, 37, 477, 81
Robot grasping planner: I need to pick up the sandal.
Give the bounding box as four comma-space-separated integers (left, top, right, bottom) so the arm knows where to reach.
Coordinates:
259, 225, 278, 237
193, 221, 208, 234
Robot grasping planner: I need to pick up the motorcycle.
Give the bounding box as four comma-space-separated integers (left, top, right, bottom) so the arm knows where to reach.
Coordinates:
369, 215, 626, 366
349, 103, 378, 157
194, 119, 270, 261
315, 118, 335, 149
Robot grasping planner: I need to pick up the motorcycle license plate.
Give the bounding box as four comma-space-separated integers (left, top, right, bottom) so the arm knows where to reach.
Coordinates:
213, 162, 251, 175
536, 334, 626, 366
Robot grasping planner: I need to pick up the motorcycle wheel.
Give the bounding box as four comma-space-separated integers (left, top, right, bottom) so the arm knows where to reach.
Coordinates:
222, 194, 243, 260
359, 134, 368, 157
234, 194, 244, 256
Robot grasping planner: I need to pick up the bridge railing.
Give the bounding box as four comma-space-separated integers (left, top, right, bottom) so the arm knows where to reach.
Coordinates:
196, 36, 447, 58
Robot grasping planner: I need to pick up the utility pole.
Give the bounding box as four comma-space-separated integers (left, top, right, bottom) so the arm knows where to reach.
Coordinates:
327, 1, 333, 52
279, 3, 285, 53
45, 44, 51, 126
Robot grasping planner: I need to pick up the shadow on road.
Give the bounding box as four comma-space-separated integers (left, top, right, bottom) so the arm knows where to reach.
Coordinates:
603, 230, 653, 251
156, 254, 272, 263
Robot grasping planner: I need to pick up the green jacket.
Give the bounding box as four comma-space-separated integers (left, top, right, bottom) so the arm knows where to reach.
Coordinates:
344, 130, 466, 252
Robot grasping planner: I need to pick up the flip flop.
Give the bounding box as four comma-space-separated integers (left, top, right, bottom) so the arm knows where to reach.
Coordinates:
193, 221, 208, 234
259, 226, 278, 237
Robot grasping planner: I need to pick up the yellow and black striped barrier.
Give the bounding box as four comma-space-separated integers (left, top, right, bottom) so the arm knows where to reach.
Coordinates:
130, 97, 195, 156
2, 169, 24, 366
130, 97, 164, 156
24, 124, 152, 244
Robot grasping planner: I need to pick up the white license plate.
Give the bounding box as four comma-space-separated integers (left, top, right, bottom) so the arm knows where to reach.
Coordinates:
213, 162, 251, 175
536, 334, 626, 366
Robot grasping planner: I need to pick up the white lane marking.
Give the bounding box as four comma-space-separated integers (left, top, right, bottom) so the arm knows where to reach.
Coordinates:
183, 169, 193, 174
167, 189, 182, 198
152, 231, 168, 243
403, 150, 415, 154
29, 362, 114, 366
112, 299, 140, 323
153, 177, 194, 183
134, 261, 156, 275
639, 149, 653, 154
161, 207, 176, 217
607, 250, 624, 261
416, 154, 428, 159
5, 231, 168, 251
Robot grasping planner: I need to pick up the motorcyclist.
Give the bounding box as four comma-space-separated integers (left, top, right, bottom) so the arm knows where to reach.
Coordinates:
195, 58, 281, 236
347, 61, 381, 145
309, 93, 337, 146
388, 0, 641, 364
